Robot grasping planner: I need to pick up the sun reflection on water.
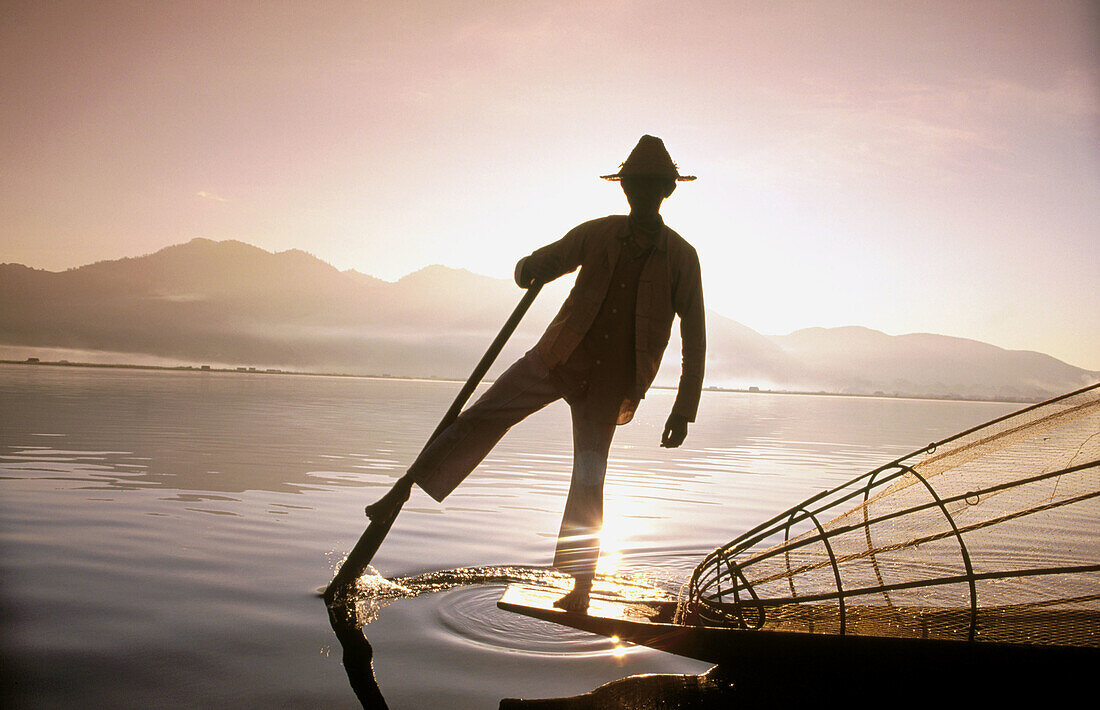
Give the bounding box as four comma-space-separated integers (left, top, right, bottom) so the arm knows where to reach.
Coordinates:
596, 508, 650, 576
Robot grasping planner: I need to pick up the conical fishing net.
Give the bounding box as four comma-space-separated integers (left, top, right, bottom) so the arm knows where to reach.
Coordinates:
684, 383, 1100, 647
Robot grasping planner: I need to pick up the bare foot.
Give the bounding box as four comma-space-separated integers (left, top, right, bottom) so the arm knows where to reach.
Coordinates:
553, 580, 592, 612
364, 478, 412, 521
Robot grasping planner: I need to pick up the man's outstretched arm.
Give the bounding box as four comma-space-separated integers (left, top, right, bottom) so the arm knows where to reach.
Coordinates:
663, 250, 705, 448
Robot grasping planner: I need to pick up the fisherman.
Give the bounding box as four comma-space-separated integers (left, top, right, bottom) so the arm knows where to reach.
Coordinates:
365, 135, 705, 610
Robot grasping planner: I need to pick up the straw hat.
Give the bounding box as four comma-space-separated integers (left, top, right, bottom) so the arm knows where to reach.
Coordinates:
600, 135, 696, 182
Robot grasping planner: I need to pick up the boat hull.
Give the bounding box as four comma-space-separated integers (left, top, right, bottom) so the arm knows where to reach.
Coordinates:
498, 584, 1098, 699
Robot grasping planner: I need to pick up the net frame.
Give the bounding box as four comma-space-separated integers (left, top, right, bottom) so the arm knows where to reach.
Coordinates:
683, 382, 1100, 647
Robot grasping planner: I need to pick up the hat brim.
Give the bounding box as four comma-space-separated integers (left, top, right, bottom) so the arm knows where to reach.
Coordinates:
600, 173, 697, 182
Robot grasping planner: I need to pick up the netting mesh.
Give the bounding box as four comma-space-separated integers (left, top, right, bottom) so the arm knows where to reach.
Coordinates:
684, 383, 1100, 647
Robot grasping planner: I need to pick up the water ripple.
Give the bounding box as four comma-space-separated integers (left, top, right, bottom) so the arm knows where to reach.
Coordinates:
339, 564, 673, 659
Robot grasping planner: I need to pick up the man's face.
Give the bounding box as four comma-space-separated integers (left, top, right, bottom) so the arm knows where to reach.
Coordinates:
621, 177, 675, 216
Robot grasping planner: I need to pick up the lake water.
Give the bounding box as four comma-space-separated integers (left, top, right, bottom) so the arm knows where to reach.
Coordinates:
0, 363, 1020, 708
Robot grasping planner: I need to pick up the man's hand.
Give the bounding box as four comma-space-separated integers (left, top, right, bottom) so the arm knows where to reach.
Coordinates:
523, 259, 557, 288
661, 414, 689, 448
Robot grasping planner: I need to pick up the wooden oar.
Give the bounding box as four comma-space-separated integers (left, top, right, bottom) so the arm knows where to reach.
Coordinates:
324, 283, 543, 602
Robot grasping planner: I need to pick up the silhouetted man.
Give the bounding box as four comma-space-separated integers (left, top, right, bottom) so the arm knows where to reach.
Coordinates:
366, 135, 705, 610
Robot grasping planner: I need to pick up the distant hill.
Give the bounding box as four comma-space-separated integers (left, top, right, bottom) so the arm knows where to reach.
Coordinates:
769, 327, 1095, 401
2, 238, 1095, 400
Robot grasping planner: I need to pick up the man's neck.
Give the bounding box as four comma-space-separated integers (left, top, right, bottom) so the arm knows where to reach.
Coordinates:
629, 211, 662, 246
630, 210, 662, 227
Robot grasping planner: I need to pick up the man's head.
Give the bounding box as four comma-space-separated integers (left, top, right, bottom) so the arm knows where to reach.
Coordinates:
601, 135, 694, 219
620, 176, 676, 218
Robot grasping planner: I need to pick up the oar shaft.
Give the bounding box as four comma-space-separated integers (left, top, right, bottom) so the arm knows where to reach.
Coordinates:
427, 282, 542, 445
324, 499, 403, 599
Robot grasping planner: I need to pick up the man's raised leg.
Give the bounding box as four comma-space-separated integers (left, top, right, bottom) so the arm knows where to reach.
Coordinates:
365, 350, 561, 518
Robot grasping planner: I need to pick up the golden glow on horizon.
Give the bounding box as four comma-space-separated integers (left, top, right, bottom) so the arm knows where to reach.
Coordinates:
1, 2, 1096, 369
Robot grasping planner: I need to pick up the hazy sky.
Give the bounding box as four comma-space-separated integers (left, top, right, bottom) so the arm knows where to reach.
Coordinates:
2, 1, 1098, 369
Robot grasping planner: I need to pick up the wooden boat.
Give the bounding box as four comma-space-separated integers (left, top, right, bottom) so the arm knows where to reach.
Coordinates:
500, 383, 1100, 700
498, 583, 1098, 699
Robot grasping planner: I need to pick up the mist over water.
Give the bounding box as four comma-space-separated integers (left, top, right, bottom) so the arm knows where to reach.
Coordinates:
0, 364, 1018, 707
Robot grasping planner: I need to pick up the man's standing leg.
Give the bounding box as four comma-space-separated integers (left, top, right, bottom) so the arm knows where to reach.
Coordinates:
553, 407, 616, 610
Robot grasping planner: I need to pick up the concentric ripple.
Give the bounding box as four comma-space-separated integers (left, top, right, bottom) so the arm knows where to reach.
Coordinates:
341, 564, 677, 656
435, 584, 612, 655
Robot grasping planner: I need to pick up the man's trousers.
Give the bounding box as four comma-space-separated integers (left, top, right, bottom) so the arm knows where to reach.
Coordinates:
407, 350, 616, 579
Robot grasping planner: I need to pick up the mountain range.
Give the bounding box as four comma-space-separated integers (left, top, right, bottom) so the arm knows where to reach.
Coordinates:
2, 238, 1095, 401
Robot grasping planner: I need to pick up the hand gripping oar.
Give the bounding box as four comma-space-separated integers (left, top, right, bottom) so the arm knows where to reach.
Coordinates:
325, 282, 543, 601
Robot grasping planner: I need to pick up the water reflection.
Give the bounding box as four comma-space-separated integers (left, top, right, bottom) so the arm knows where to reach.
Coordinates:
498, 666, 736, 708
327, 602, 389, 709
324, 567, 733, 709
0, 366, 438, 495
328, 599, 718, 710
1, 365, 1023, 707
1, 364, 1009, 503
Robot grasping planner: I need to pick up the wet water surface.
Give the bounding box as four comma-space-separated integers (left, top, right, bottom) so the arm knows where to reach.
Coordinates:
0, 364, 1017, 708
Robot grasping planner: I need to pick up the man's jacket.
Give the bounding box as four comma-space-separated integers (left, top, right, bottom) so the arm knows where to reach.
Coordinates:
514, 215, 705, 424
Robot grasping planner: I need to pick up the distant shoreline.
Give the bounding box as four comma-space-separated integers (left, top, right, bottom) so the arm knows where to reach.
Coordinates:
2, 358, 1044, 405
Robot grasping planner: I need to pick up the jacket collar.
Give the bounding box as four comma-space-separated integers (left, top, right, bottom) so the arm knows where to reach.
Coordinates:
623, 214, 667, 253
